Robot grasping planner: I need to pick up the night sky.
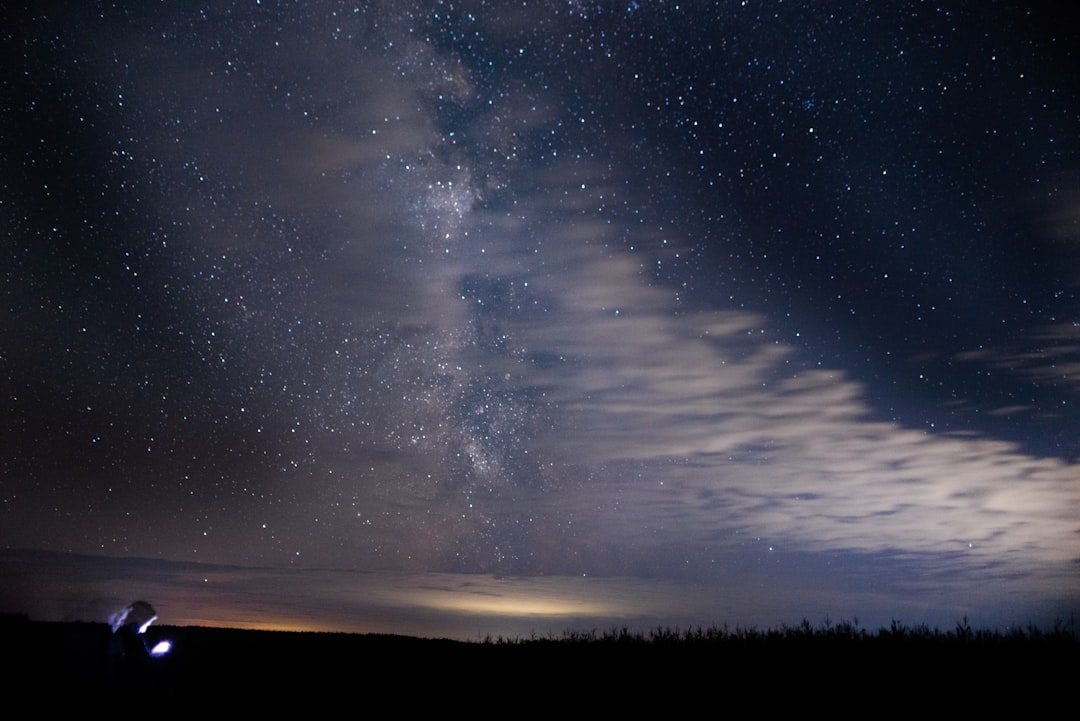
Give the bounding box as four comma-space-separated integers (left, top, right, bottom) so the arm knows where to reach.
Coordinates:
2, 1, 1078, 638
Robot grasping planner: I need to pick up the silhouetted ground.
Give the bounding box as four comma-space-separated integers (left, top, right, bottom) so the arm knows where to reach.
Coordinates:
3, 614, 1075, 710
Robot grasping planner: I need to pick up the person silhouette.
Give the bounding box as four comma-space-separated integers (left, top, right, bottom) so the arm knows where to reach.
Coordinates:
108, 601, 159, 675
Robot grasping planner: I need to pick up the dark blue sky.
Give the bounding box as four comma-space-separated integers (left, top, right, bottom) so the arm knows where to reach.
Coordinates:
2, 1, 1077, 637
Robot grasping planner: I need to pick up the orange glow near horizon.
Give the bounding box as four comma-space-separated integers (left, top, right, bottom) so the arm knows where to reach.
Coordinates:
153, 578, 632, 637
164, 613, 374, 635
413, 590, 617, 618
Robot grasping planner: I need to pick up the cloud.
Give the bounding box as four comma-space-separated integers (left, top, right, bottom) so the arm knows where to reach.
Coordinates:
956, 322, 1080, 400
4, 550, 1071, 639
441, 171, 1080, 590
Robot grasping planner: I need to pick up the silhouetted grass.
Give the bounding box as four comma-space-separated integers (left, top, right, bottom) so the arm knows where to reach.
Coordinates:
4, 613, 1075, 709
478, 614, 1076, 647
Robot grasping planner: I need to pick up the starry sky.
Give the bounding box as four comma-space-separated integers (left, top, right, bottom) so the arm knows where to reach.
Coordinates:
2, 1, 1078, 639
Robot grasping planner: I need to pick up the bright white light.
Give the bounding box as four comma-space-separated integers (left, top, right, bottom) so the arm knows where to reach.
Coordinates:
149, 640, 171, 657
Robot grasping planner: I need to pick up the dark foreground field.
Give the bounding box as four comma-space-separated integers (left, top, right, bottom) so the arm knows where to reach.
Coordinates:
4, 614, 1075, 710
